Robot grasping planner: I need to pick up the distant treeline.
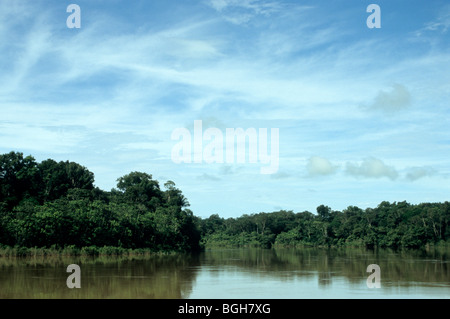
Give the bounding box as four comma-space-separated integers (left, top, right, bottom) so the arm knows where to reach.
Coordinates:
199, 202, 450, 249
0, 151, 201, 253
1, 151, 449, 255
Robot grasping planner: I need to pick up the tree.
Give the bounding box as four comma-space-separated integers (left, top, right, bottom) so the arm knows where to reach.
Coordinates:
115, 172, 163, 211
317, 205, 332, 222
38, 159, 94, 202
164, 180, 189, 208
0, 151, 40, 209
201, 214, 225, 235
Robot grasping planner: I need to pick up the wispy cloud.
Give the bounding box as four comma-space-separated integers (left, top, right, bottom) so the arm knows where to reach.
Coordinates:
405, 166, 437, 181
1, 0, 449, 216
206, 0, 285, 24
197, 173, 221, 181
270, 170, 292, 179
418, 4, 450, 34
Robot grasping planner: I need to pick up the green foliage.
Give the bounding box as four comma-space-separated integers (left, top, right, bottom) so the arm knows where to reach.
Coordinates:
2, 150, 449, 253
0, 152, 40, 209
115, 171, 163, 211
0, 151, 201, 254
39, 159, 95, 202
201, 201, 450, 249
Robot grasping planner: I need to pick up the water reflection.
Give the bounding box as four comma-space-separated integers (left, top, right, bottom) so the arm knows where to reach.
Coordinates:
198, 247, 450, 285
189, 247, 450, 298
0, 254, 201, 299
0, 247, 449, 298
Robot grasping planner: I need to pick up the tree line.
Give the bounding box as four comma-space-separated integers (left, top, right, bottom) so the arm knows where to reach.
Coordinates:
1, 151, 449, 254
0, 151, 200, 253
199, 202, 450, 249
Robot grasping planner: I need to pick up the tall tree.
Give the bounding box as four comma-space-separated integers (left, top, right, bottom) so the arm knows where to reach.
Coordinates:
116, 172, 163, 211
164, 180, 189, 208
38, 159, 94, 202
0, 151, 40, 209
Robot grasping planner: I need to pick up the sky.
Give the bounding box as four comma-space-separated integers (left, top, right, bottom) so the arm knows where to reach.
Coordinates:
0, 0, 449, 218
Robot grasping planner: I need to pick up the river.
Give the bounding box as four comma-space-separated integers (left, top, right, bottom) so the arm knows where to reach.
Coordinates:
0, 247, 448, 298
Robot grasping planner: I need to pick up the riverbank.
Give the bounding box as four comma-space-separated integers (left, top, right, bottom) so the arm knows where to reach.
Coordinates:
0, 244, 183, 257
201, 231, 450, 250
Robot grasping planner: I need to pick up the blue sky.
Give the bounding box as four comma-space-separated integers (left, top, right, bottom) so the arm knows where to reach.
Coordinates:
1, 0, 449, 218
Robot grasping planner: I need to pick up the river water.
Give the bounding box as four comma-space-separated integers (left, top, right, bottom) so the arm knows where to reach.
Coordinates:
0, 247, 449, 299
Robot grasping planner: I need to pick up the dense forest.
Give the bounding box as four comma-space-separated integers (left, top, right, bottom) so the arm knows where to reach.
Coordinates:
0, 151, 201, 254
1, 151, 449, 256
200, 202, 450, 249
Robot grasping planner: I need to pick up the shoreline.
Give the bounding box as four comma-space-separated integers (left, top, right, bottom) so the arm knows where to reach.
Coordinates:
0, 245, 188, 258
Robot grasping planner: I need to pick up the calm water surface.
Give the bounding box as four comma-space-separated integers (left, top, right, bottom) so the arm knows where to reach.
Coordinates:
0, 247, 449, 299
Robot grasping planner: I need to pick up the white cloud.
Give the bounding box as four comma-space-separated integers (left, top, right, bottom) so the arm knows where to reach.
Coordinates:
207, 0, 281, 15
206, 0, 284, 25
306, 156, 337, 177
346, 157, 399, 180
